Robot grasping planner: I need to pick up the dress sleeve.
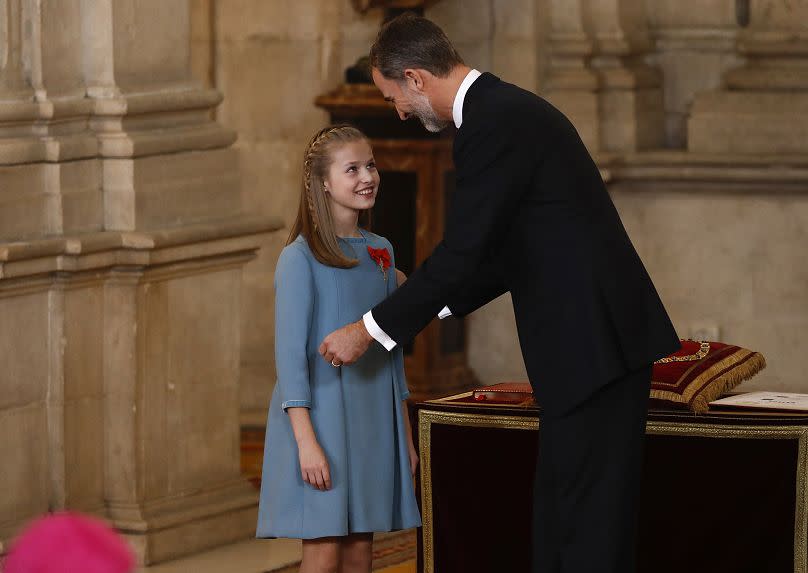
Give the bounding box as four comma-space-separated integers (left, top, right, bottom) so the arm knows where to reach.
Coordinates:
274, 245, 314, 411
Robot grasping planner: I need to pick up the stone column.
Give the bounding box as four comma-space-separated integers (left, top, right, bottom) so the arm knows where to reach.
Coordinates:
645, 0, 741, 147
586, 0, 665, 152
542, 0, 600, 151
688, 0, 808, 154
0, 0, 280, 564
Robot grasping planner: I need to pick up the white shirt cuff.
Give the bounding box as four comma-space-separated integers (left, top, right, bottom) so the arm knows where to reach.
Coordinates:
363, 311, 397, 351
438, 306, 452, 319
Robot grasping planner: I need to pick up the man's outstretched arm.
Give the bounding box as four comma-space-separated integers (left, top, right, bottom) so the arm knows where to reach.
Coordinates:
319, 116, 534, 364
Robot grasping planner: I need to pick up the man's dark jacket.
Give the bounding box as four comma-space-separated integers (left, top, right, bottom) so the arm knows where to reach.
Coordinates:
372, 72, 680, 412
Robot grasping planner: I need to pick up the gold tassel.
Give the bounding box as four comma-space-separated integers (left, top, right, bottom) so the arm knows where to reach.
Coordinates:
650, 352, 767, 414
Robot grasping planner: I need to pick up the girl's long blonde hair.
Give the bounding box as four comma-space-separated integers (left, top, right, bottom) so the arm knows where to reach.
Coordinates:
287, 124, 372, 268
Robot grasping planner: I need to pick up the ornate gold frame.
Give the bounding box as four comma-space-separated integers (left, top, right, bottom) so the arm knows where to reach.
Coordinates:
418, 407, 808, 573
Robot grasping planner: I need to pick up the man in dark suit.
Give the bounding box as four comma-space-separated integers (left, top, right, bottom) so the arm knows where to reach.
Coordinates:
319, 13, 680, 573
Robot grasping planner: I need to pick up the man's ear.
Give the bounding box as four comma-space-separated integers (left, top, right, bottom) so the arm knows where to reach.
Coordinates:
403, 68, 427, 93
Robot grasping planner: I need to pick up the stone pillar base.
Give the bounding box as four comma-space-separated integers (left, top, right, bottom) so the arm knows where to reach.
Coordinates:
688, 91, 808, 154
600, 87, 665, 151
111, 479, 258, 565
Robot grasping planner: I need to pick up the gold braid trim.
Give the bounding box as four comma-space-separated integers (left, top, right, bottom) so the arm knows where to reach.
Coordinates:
655, 340, 711, 363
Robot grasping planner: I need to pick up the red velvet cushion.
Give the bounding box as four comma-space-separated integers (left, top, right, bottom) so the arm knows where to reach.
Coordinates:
651, 340, 766, 413
464, 340, 766, 414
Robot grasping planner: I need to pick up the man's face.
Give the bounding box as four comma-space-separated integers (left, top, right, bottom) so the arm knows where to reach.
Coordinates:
372, 67, 449, 133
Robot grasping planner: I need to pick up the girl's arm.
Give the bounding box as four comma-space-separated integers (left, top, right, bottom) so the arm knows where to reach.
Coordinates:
287, 407, 331, 491
275, 246, 315, 411
401, 400, 418, 477
274, 246, 330, 490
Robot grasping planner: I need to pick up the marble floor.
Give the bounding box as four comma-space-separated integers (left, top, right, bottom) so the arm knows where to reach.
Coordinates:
140, 535, 416, 573
140, 538, 302, 573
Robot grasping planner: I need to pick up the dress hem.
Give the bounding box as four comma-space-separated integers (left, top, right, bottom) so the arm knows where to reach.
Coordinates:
255, 522, 422, 541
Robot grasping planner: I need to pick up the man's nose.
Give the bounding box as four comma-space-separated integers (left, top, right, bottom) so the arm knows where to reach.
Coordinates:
397, 109, 408, 121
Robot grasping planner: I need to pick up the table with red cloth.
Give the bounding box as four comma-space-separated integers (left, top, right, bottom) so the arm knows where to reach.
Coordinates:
413, 393, 808, 573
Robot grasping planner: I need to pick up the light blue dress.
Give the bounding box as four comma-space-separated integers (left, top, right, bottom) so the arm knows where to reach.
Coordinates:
256, 229, 422, 539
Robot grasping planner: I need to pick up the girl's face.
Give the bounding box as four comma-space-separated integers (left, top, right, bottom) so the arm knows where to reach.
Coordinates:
324, 139, 380, 214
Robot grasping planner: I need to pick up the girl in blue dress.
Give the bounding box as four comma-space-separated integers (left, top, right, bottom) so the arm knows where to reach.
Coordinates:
256, 125, 421, 573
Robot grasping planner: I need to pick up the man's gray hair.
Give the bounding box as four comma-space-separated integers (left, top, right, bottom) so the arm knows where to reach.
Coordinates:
369, 13, 464, 80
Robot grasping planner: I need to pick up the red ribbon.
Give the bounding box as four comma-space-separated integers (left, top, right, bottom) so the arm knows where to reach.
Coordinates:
367, 246, 391, 270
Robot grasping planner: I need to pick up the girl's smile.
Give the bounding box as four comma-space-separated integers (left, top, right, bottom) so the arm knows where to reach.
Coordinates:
324, 140, 380, 236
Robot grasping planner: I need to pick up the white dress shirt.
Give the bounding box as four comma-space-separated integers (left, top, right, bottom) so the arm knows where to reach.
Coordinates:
362, 69, 482, 351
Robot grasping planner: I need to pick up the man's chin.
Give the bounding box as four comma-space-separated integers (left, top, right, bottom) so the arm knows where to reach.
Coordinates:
420, 119, 449, 133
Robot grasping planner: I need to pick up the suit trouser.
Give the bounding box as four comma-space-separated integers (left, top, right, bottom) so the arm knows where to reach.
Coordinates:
531, 365, 652, 573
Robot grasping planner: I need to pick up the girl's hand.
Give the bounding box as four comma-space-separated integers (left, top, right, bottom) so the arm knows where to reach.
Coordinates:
408, 440, 419, 477
395, 268, 407, 286
298, 439, 332, 491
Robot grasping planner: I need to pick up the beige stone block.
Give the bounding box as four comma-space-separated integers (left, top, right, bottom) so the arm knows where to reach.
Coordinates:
0, 163, 61, 241
0, 291, 50, 410
237, 140, 302, 225
216, 0, 338, 43
61, 159, 104, 235
139, 266, 242, 499
63, 397, 105, 509
340, 0, 382, 72
718, 319, 808, 394
102, 275, 140, 505
467, 293, 528, 385
133, 148, 242, 229
452, 41, 492, 73
429, 0, 492, 44
746, 197, 808, 319
646, 0, 736, 29
240, 230, 287, 416
215, 39, 333, 141
748, 0, 808, 29
0, 404, 49, 537
40, 0, 85, 96
688, 92, 808, 154
492, 38, 538, 91
599, 88, 665, 151
610, 189, 759, 321
63, 284, 104, 400
112, 0, 191, 89
136, 502, 258, 564
651, 45, 741, 147
0, 2, 32, 96
190, 0, 215, 88
494, 0, 536, 40
191, 0, 213, 42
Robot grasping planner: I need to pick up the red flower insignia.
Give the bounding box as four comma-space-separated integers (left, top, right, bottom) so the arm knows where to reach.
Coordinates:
367, 246, 391, 281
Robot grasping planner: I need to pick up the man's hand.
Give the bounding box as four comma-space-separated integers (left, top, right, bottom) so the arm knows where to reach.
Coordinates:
319, 319, 374, 366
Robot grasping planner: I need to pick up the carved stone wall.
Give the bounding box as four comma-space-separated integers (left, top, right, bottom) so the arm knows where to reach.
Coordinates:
0, 0, 280, 564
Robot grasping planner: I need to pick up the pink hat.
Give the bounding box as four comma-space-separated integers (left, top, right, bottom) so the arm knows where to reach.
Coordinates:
2, 512, 135, 573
